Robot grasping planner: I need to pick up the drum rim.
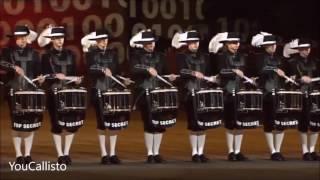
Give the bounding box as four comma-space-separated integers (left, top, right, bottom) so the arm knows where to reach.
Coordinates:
238, 108, 263, 110
150, 89, 178, 93
14, 91, 45, 95
196, 89, 223, 93
102, 91, 131, 95
57, 89, 87, 93
104, 108, 131, 112
14, 109, 45, 113
151, 105, 179, 109
59, 107, 86, 110
237, 91, 263, 95
198, 107, 224, 110
310, 92, 320, 95
277, 108, 302, 110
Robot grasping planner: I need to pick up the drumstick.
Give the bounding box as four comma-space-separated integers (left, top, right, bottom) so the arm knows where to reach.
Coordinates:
22, 74, 38, 88
116, 75, 135, 84
242, 76, 255, 85
31, 74, 50, 82
90, 67, 127, 88
110, 75, 127, 88
162, 74, 180, 78
65, 76, 84, 85
64, 76, 81, 81
244, 77, 259, 84
272, 69, 299, 86
284, 74, 299, 86
156, 75, 174, 87
311, 77, 320, 82
134, 64, 174, 87
203, 76, 216, 83
231, 69, 256, 86
181, 69, 219, 83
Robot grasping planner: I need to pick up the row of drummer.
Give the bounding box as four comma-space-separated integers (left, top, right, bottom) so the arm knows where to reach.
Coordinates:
0, 25, 319, 166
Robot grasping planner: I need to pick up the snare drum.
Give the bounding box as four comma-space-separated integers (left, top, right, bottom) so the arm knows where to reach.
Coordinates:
195, 88, 223, 113
10, 89, 46, 114
101, 89, 132, 115
237, 90, 263, 112
236, 89, 263, 129
276, 90, 303, 113
55, 87, 87, 112
149, 87, 178, 113
274, 90, 301, 129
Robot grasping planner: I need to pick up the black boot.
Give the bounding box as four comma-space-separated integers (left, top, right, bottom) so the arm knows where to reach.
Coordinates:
192, 154, 200, 163
57, 156, 66, 165
235, 153, 248, 161
271, 153, 285, 161
228, 152, 237, 161
199, 154, 209, 163
15, 156, 25, 165
110, 155, 121, 164
310, 152, 320, 161
154, 155, 164, 163
64, 155, 72, 165
101, 156, 109, 165
302, 153, 313, 161
24, 156, 34, 164
146, 155, 154, 163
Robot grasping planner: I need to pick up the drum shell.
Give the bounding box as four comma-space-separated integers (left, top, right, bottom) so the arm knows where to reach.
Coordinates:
10, 89, 46, 115
195, 88, 224, 114
55, 87, 87, 113
101, 89, 132, 115
149, 87, 179, 113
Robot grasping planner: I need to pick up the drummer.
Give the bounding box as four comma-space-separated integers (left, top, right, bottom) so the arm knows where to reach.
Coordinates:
1, 25, 44, 165
177, 30, 219, 163
84, 29, 131, 165
252, 32, 291, 161
130, 29, 177, 163
210, 32, 251, 161
285, 38, 320, 161
39, 26, 84, 165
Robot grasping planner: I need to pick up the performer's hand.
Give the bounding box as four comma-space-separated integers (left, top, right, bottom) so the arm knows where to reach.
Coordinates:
55, 73, 66, 80
148, 67, 158, 77
276, 69, 285, 77
208, 75, 218, 83
123, 78, 132, 86
232, 69, 244, 78
192, 71, 204, 79
104, 68, 112, 77
168, 74, 177, 81
14, 66, 24, 76
75, 77, 82, 85
301, 76, 312, 84
251, 77, 259, 85
38, 75, 45, 84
